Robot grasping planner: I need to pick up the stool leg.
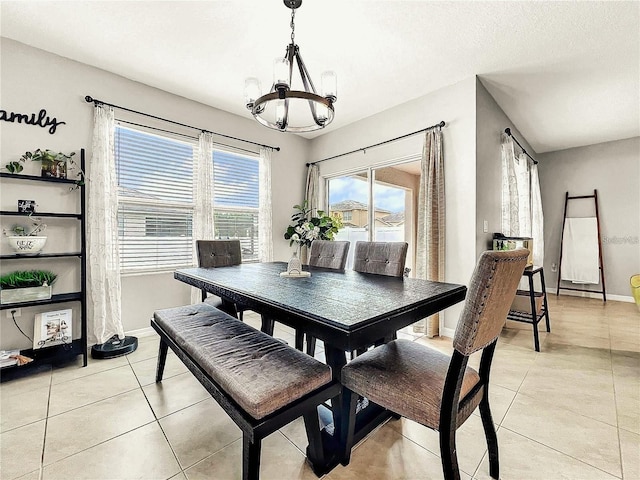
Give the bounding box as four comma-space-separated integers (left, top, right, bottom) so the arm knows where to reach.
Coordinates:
529, 274, 540, 352
242, 434, 261, 480
156, 339, 168, 382
540, 271, 551, 332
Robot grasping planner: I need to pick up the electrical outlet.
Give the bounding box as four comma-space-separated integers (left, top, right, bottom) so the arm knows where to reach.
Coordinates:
551, 263, 558, 273
7, 308, 21, 318
483, 220, 489, 233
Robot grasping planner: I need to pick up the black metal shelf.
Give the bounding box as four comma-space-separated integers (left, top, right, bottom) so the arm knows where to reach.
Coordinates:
0, 339, 84, 381
0, 252, 81, 260
0, 292, 82, 311
0, 172, 78, 185
0, 149, 87, 373
0, 211, 81, 219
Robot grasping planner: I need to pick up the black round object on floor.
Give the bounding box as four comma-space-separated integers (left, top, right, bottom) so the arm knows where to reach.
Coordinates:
91, 335, 138, 359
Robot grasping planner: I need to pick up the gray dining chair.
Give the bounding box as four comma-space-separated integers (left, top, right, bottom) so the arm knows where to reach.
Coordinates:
353, 241, 408, 277
351, 241, 409, 356
196, 239, 249, 319
308, 240, 350, 270
340, 249, 529, 480
298, 240, 351, 356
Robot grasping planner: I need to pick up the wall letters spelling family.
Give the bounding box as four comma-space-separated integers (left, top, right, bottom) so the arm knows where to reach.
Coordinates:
0, 108, 66, 134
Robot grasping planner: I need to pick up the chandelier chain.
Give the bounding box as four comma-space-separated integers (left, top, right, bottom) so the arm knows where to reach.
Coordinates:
290, 8, 296, 44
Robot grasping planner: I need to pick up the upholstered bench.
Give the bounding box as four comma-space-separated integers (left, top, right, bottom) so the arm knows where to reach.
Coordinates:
151, 302, 340, 480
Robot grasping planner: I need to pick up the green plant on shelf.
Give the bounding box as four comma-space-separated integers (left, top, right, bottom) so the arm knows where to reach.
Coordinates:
2, 216, 47, 237
0, 270, 57, 290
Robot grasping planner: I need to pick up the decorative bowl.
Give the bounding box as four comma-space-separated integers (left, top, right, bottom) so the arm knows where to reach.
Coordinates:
7, 236, 47, 255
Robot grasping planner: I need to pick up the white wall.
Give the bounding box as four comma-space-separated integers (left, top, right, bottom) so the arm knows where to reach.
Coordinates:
0, 38, 310, 349
537, 137, 640, 298
309, 78, 478, 333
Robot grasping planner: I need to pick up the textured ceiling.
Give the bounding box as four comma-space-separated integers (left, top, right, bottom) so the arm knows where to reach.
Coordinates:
1, 1, 638, 153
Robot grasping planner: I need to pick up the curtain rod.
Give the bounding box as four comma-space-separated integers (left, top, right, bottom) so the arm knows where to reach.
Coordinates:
504, 128, 537, 165
84, 96, 280, 151
306, 120, 445, 166
116, 119, 259, 156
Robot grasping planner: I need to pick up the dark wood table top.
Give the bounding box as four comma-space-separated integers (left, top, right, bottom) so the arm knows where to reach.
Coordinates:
175, 262, 466, 351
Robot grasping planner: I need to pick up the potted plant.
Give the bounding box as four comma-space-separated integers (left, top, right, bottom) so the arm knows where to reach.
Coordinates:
20, 149, 75, 179
3, 217, 47, 255
0, 269, 57, 304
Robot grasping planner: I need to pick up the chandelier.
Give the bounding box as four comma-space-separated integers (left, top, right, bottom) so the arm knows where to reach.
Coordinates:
244, 0, 337, 133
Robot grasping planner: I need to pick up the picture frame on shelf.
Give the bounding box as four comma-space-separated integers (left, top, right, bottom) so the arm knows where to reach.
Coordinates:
17, 200, 36, 213
33, 309, 72, 350
41, 158, 67, 179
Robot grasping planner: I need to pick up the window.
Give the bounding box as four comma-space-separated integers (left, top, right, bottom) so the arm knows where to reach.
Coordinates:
115, 126, 260, 273
213, 149, 260, 262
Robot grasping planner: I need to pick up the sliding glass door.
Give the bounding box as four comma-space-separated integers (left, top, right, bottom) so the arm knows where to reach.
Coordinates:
327, 161, 418, 271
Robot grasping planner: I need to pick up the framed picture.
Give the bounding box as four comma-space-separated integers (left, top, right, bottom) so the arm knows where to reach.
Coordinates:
33, 309, 72, 350
17, 200, 36, 213
41, 158, 67, 179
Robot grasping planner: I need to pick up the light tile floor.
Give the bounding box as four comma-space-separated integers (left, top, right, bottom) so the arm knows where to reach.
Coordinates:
1, 295, 638, 479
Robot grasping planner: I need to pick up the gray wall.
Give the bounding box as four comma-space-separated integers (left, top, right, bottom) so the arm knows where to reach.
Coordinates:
0, 38, 310, 349
538, 137, 640, 298
475, 78, 537, 258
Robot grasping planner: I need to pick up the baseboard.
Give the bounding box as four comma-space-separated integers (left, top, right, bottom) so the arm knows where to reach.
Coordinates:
125, 326, 156, 338
551, 287, 633, 303
440, 326, 455, 339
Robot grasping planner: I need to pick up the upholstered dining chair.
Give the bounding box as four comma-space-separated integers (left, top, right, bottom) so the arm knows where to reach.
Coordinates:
353, 241, 408, 277
350, 241, 409, 356
340, 249, 529, 480
196, 239, 249, 319
298, 240, 351, 356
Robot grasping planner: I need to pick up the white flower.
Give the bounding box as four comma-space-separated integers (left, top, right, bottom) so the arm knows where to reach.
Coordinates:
307, 229, 319, 240
291, 233, 300, 242
302, 223, 311, 232
295, 226, 305, 235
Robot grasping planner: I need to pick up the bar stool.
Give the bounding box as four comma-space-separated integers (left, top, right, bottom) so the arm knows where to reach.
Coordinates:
506, 266, 551, 351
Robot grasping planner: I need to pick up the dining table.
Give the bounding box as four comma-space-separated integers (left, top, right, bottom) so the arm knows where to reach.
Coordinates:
174, 261, 467, 475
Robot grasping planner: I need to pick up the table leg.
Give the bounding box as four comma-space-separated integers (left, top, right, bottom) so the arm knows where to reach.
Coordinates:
260, 316, 275, 336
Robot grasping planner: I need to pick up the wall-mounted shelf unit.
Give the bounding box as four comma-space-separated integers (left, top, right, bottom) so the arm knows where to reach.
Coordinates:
0, 149, 87, 379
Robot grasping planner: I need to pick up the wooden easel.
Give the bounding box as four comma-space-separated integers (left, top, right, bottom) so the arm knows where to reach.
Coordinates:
556, 189, 606, 301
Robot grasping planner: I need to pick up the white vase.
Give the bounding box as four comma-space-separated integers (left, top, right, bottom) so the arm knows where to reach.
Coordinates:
7, 236, 47, 255
287, 250, 302, 274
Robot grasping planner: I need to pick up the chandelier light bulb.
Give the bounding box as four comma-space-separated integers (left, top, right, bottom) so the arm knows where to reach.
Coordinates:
315, 103, 328, 124
273, 58, 290, 91
321, 71, 337, 102
275, 99, 286, 128
244, 77, 262, 108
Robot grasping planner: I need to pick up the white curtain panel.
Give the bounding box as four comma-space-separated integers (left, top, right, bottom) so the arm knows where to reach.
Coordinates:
501, 133, 544, 267
500, 133, 520, 236
515, 152, 532, 237
416, 128, 445, 337
531, 163, 544, 266
305, 163, 320, 217
87, 105, 124, 344
258, 147, 273, 262
191, 132, 215, 304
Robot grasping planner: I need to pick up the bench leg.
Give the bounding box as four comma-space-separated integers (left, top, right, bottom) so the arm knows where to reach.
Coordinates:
242, 434, 261, 480
156, 339, 168, 383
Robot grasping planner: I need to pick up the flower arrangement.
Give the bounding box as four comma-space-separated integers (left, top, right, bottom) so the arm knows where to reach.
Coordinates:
284, 201, 343, 248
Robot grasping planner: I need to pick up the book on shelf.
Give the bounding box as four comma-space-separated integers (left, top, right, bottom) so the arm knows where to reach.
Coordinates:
0, 350, 21, 368
34, 309, 72, 350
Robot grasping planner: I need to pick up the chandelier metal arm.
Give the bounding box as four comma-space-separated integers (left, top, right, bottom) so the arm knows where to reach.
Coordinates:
293, 49, 325, 127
